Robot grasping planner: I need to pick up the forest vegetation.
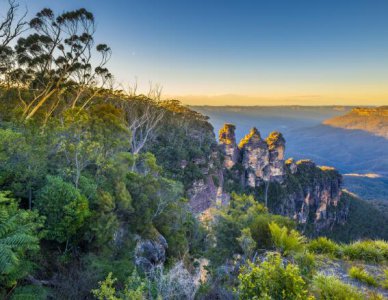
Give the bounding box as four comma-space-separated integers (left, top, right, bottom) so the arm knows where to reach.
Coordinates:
0, 2, 387, 299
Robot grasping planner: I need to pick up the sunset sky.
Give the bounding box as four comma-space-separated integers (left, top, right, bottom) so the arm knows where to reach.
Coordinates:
2, 0, 388, 105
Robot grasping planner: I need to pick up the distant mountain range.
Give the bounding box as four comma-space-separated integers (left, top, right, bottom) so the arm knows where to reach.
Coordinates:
324, 106, 388, 139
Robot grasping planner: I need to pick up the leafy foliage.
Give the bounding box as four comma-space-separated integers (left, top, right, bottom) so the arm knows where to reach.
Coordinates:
10, 285, 48, 300
0, 192, 42, 288
269, 222, 306, 256
237, 253, 310, 300
35, 175, 90, 245
210, 193, 295, 265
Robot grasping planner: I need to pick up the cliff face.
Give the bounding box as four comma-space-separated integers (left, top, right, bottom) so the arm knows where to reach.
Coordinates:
168, 109, 348, 232
278, 160, 345, 232
323, 106, 388, 139
239, 127, 271, 187
219, 124, 347, 232
219, 123, 239, 169
219, 124, 286, 188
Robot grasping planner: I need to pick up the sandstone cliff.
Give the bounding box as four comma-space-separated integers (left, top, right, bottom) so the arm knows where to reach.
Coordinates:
219, 124, 348, 232
323, 106, 388, 139
219, 124, 286, 188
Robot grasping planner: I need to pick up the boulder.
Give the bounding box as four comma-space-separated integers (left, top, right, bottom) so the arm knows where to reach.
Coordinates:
135, 233, 168, 272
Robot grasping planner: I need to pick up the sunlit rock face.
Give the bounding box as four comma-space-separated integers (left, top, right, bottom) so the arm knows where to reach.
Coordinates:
239, 127, 270, 187
219, 126, 287, 188
219, 123, 239, 169
266, 131, 286, 183
217, 124, 347, 233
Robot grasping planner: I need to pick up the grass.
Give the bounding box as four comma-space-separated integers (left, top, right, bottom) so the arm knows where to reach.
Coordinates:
308, 237, 341, 257
348, 266, 378, 287
382, 269, 388, 290
312, 274, 364, 300
342, 240, 388, 263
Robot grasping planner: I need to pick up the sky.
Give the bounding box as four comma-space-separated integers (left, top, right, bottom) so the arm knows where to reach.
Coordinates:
2, 0, 388, 105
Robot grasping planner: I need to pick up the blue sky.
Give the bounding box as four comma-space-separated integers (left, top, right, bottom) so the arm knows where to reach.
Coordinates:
2, 0, 388, 105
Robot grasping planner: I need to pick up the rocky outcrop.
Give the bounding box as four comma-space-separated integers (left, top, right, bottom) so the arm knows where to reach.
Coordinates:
135, 233, 168, 272
219, 124, 239, 169
266, 131, 286, 183
239, 128, 270, 187
187, 153, 227, 213
188, 177, 217, 213
218, 124, 347, 232
278, 160, 345, 232
219, 126, 287, 188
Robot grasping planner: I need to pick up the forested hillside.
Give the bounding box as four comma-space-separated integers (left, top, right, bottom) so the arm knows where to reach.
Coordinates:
0, 3, 387, 299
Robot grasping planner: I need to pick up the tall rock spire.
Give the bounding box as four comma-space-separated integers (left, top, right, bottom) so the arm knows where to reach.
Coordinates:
266, 131, 286, 183
219, 123, 239, 169
239, 127, 270, 187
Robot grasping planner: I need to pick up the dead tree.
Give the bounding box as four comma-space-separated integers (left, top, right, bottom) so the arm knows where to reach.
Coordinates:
121, 83, 165, 155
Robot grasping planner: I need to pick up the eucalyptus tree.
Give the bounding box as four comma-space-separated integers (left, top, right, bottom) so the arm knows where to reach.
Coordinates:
9, 7, 112, 120
0, 0, 27, 86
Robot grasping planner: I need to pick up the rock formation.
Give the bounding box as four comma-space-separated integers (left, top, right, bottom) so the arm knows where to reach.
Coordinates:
219, 123, 239, 169
280, 160, 345, 232
221, 126, 287, 188
134, 233, 168, 272
266, 131, 286, 183
218, 124, 347, 232
239, 127, 270, 187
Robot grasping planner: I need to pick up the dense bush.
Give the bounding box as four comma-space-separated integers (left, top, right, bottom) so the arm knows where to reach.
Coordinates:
210, 193, 294, 265
237, 253, 310, 300
269, 222, 306, 256
35, 175, 90, 247
0, 192, 43, 289
294, 251, 316, 280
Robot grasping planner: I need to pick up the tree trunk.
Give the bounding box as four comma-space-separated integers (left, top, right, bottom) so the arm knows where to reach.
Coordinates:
264, 180, 270, 208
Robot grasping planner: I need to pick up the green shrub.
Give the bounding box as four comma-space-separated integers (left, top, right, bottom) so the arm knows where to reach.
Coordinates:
348, 266, 378, 287
312, 274, 364, 300
383, 269, 388, 289
250, 213, 295, 250
10, 285, 48, 300
269, 222, 306, 255
237, 253, 310, 300
92, 272, 119, 300
0, 192, 43, 288
308, 237, 341, 257
294, 252, 316, 280
342, 240, 388, 263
